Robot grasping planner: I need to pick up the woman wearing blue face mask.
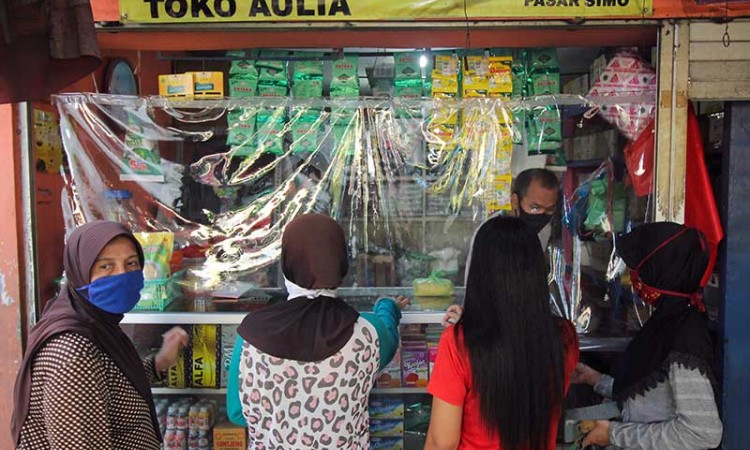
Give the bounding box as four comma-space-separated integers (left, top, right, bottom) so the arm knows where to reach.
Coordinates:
11, 221, 189, 450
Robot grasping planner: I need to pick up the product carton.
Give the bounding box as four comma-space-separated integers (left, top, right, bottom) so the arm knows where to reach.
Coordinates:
158, 74, 194, 98
213, 423, 247, 450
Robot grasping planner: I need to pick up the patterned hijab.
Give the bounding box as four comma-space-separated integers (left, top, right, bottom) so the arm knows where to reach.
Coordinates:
11, 221, 160, 444
613, 222, 715, 401
237, 214, 359, 362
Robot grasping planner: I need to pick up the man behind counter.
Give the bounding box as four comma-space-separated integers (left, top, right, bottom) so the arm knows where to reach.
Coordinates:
446, 168, 561, 326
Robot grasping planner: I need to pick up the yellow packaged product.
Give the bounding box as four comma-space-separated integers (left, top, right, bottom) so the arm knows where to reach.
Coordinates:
192, 324, 218, 388
488, 56, 513, 97
187, 71, 225, 99
167, 347, 187, 388
158, 74, 194, 98
431, 72, 459, 97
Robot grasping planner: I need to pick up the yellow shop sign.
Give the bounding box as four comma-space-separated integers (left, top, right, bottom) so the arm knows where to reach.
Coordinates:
121, 0, 652, 23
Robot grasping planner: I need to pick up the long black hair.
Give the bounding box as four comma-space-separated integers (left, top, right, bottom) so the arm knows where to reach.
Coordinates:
456, 216, 565, 450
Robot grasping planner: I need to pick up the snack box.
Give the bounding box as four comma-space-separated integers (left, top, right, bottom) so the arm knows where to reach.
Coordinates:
370, 437, 404, 450
213, 422, 247, 450
192, 324, 218, 388
370, 397, 405, 419
158, 74, 194, 98
187, 71, 224, 99
370, 419, 404, 437
376, 349, 402, 388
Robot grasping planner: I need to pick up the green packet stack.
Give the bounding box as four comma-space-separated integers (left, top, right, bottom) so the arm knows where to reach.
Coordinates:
226, 108, 257, 157
330, 55, 359, 125
292, 52, 324, 99
290, 112, 324, 155
526, 48, 562, 155
256, 110, 286, 155
257, 50, 288, 98
228, 50, 259, 98
394, 51, 423, 118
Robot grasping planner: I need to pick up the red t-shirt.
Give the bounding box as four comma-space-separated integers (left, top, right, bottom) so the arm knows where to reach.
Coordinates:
427, 318, 579, 450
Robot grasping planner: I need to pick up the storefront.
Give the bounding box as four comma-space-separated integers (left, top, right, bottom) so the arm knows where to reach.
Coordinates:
3, 1, 750, 449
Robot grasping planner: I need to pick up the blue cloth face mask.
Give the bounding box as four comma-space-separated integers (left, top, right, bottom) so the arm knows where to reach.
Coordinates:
77, 270, 144, 314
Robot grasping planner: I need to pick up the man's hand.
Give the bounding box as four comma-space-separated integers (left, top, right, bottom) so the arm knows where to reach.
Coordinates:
155, 327, 190, 373
394, 295, 411, 310
441, 304, 463, 328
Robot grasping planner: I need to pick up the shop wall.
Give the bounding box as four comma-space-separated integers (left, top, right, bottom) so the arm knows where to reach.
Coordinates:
689, 20, 750, 101
0, 104, 26, 450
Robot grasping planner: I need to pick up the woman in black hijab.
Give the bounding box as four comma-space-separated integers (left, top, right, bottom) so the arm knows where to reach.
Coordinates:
574, 222, 723, 449
12, 221, 188, 449
225, 213, 408, 449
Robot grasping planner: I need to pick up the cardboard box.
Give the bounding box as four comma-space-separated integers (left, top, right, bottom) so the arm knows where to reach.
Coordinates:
562, 73, 590, 96
187, 71, 225, 99
213, 423, 247, 450
158, 74, 194, 98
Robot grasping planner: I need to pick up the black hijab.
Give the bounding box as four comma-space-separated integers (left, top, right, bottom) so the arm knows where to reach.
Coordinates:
11, 221, 161, 444
613, 222, 715, 402
237, 214, 359, 362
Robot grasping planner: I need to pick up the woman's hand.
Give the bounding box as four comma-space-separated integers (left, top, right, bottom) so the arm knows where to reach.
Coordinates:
571, 362, 603, 386
394, 295, 411, 310
155, 327, 190, 373
582, 420, 611, 447
441, 304, 463, 328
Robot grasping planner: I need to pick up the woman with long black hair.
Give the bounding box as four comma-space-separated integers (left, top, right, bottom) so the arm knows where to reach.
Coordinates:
425, 216, 579, 450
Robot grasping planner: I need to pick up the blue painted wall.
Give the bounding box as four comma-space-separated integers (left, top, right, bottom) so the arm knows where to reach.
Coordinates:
720, 102, 750, 449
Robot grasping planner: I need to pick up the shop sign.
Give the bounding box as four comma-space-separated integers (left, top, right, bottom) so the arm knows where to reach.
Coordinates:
120, 0, 653, 23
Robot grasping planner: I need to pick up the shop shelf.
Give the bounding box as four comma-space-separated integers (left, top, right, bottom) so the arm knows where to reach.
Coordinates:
123, 311, 446, 325
370, 387, 428, 394
152, 388, 227, 395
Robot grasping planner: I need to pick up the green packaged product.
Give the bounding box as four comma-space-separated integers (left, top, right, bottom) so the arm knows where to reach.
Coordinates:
511, 53, 528, 98
258, 66, 289, 86
256, 112, 286, 155
226, 109, 256, 148
121, 113, 163, 182
228, 77, 258, 97
330, 56, 360, 97
393, 51, 422, 81
394, 79, 423, 118
257, 83, 287, 98
293, 53, 324, 79
229, 60, 259, 78
526, 108, 561, 154
255, 50, 287, 71
290, 115, 322, 154
531, 72, 560, 96
529, 47, 559, 73
292, 78, 323, 99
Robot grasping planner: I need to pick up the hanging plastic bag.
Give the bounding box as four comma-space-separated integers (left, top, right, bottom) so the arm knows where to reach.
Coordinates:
564, 160, 627, 241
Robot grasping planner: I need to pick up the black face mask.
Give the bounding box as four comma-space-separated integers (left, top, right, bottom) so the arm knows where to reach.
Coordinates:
519, 209, 552, 234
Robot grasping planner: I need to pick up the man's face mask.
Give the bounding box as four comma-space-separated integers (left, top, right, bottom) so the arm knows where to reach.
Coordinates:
77, 270, 144, 314
519, 209, 553, 234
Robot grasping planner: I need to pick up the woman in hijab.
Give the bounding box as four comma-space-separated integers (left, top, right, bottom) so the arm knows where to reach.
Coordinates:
226, 213, 408, 449
573, 222, 723, 449
12, 221, 189, 450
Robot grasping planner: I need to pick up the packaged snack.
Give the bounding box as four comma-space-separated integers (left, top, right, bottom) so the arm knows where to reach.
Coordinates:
394, 79, 423, 118
192, 325, 219, 389
229, 59, 259, 78
257, 83, 287, 98
531, 72, 561, 96
226, 108, 256, 148
332, 124, 357, 156
370, 419, 404, 437
158, 74, 194, 98
431, 73, 459, 97
370, 437, 404, 450
228, 77, 258, 98
187, 71, 224, 99
376, 347, 401, 388
220, 325, 237, 388
121, 112, 164, 182
214, 422, 247, 450
256, 111, 286, 155
434, 53, 459, 76
331, 56, 360, 97
258, 67, 289, 86
290, 115, 322, 154
529, 48, 559, 73
167, 345, 188, 388
401, 346, 428, 387
134, 232, 174, 281
292, 78, 323, 99
293, 53, 324, 79
370, 397, 405, 419
394, 52, 422, 81
488, 56, 513, 97
255, 50, 288, 71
